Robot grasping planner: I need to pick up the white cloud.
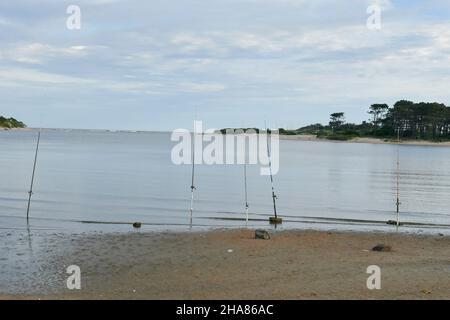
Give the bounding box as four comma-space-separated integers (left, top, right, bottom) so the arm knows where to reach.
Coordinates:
0, 16, 14, 26
0, 43, 94, 65
179, 82, 226, 93
0, 67, 95, 85
171, 33, 225, 54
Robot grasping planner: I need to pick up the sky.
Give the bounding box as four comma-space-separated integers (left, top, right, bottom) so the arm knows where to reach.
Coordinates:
1, 0, 450, 131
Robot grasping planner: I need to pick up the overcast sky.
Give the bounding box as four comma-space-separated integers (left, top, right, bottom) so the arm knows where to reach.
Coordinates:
1, 0, 450, 130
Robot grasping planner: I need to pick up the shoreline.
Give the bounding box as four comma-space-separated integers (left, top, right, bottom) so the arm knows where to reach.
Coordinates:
280, 134, 450, 147
4, 128, 450, 147
2, 229, 449, 300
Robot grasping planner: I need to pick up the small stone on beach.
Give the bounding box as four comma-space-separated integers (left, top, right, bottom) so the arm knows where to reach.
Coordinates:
372, 244, 391, 252
255, 229, 270, 240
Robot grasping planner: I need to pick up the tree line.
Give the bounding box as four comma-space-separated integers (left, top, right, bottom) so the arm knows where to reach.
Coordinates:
291, 100, 450, 141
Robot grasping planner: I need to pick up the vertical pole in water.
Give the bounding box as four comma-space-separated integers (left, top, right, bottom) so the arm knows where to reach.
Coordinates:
27, 130, 41, 221
266, 126, 281, 224
396, 127, 400, 230
244, 163, 249, 226
189, 125, 196, 226
268, 133, 277, 218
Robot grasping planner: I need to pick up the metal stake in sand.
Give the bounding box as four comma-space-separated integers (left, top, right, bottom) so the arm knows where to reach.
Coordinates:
244, 163, 249, 226
26, 130, 41, 221
265, 127, 282, 225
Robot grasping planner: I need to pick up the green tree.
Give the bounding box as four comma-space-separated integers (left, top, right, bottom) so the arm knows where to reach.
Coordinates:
368, 104, 389, 129
329, 112, 345, 134
0, 116, 26, 128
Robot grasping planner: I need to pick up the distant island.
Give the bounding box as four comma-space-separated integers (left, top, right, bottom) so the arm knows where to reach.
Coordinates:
0, 116, 26, 129
222, 100, 450, 142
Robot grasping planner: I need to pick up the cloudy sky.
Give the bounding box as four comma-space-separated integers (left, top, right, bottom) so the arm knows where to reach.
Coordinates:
1, 0, 450, 130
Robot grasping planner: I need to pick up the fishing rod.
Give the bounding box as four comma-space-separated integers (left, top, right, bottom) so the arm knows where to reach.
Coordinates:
244, 163, 249, 226
189, 125, 196, 225
265, 125, 282, 225
26, 130, 41, 221
396, 127, 401, 230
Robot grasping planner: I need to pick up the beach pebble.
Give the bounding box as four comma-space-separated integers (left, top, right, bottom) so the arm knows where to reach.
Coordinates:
372, 244, 391, 252
227, 249, 233, 253
255, 229, 270, 240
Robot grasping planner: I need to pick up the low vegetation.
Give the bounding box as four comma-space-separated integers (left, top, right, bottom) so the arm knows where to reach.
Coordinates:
0, 116, 26, 129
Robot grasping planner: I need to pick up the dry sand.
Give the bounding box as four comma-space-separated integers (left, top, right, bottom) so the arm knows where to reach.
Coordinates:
2, 229, 449, 300
281, 134, 450, 147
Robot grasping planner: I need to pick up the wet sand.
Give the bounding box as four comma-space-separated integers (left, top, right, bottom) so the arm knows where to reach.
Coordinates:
1, 229, 449, 300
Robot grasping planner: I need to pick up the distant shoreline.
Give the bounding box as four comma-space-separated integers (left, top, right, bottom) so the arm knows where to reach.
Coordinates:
1, 127, 168, 134
4, 128, 450, 147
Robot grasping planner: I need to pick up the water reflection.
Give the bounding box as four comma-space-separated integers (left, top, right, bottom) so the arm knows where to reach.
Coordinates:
1, 130, 450, 233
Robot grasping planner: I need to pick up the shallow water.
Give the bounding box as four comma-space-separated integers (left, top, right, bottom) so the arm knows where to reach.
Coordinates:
1, 129, 450, 235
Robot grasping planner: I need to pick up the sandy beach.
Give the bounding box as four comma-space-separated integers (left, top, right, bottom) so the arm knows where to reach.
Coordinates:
281, 134, 450, 147
2, 229, 449, 300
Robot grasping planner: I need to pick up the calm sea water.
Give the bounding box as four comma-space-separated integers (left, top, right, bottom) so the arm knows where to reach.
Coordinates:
1, 129, 450, 234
